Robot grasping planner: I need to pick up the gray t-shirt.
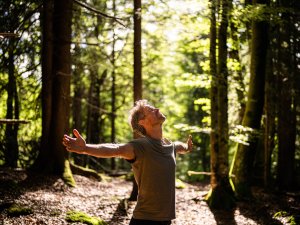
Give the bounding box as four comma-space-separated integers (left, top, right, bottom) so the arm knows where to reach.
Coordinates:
129, 136, 176, 221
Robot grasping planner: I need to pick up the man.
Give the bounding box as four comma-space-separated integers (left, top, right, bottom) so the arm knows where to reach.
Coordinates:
62, 99, 193, 225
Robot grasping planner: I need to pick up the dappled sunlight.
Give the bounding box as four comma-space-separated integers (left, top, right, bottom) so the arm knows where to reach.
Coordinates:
1, 170, 299, 224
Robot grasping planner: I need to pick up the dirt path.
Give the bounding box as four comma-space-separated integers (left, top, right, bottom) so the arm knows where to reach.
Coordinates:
0, 169, 299, 225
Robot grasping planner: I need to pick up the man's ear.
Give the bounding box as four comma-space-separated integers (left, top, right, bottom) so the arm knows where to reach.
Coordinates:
138, 119, 145, 126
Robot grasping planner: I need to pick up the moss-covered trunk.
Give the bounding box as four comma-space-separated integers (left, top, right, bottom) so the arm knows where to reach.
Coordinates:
230, 0, 269, 198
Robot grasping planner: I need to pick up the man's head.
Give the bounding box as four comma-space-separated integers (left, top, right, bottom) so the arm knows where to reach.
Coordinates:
128, 99, 166, 136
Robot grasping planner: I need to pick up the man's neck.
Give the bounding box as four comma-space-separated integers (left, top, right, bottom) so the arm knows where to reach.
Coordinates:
146, 125, 163, 140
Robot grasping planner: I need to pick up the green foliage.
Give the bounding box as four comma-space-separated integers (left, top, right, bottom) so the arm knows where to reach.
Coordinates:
229, 125, 262, 146
236, 4, 294, 25
273, 211, 297, 225
7, 204, 33, 217
66, 210, 107, 225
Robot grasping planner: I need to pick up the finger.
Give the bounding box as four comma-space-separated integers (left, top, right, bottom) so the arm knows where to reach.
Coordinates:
64, 135, 75, 142
73, 129, 82, 139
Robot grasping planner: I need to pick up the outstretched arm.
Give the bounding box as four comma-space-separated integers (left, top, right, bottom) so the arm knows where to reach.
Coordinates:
174, 134, 193, 154
62, 129, 135, 160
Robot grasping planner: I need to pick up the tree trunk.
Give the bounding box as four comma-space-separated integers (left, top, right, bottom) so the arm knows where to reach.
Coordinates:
228, 0, 246, 123
72, 45, 84, 166
111, 0, 117, 170
130, 0, 142, 201
34, 0, 75, 186
133, 0, 142, 102
230, 0, 269, 199
4, 38, 19, 168
32, 0, 54, 171
276, 2, 296, 190
206, 0, 235, 209
263, 45, 275, 188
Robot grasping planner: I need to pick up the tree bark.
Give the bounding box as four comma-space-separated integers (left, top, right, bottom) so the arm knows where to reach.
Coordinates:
130, 0, 142, 201
276, 0, 296, 190
206, 0, 235, 209
230, 0, 269, 198
228, 0, 246, 123
33, 0, 75, 186
32, 0, 54, 171
263, 44, 275, 188
133, 0, 142, 102
4, 38, 19, 168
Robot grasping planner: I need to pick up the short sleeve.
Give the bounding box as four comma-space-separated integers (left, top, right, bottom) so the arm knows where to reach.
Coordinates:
127, 138, 146, 163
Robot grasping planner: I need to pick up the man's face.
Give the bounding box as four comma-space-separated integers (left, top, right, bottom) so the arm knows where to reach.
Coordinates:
142, 105, 166, 126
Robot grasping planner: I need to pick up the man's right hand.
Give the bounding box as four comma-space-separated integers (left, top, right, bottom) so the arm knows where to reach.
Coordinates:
62, 129, 86, 154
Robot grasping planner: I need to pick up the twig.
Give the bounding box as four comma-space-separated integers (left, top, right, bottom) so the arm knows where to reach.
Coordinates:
0, 119, 31, 124
0, 33, 19, 38
73, 0, 127, 28
187, 170, 235, 177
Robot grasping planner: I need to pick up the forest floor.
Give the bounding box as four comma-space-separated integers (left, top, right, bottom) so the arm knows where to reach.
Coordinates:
0, 168, 299, 225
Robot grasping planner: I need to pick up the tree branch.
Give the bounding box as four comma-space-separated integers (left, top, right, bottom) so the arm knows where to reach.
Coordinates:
73, 0, 127, 28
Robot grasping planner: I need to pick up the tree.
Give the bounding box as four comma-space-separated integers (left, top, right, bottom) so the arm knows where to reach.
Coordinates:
276, 0, 297, 190
33, 0, 75, 186
206, 0, 235, 209
230, 0, 269, 198
4, 37, 19, 168
33, 0, 54, 171
129, 0, 142, 201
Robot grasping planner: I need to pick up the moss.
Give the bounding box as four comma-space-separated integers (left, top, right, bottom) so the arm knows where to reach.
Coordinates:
7, 204, 33, 217
66, 210, 107, 225
63, 159, 76, 187
273, 211, 298, 225
70, 162, 103, 181
175, 179, 186, 189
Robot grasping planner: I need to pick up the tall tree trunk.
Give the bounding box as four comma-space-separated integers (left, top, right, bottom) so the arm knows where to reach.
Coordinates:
276, 1, 296, 190
263, 44, 275, 188
32, 0, 54, 171
133, 0, 142, 102
86, 67, 101, 168
47, 0, 74, 185
206, 0, 235, 209
228, 0, 246, 123
129, 0, 142, 201
72, 45, 84, 166
230, 0, 269, 198
111, 0, 117, 170
4, 38, 19, 168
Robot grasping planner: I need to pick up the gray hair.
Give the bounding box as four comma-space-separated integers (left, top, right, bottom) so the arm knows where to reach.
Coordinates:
128, 99, 148, 136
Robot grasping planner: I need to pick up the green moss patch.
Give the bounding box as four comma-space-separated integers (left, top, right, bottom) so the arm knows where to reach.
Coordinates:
66, 210, 107, 225
273, 211, 297, 225
176, 178, 186, 189
7, 204, 33, 217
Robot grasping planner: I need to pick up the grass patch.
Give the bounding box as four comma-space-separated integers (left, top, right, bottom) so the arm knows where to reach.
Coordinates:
66, 210, 107, 225
7, 204, 33, 217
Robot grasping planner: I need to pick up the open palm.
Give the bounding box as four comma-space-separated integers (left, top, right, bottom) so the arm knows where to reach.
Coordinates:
63, 129, 86, 153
